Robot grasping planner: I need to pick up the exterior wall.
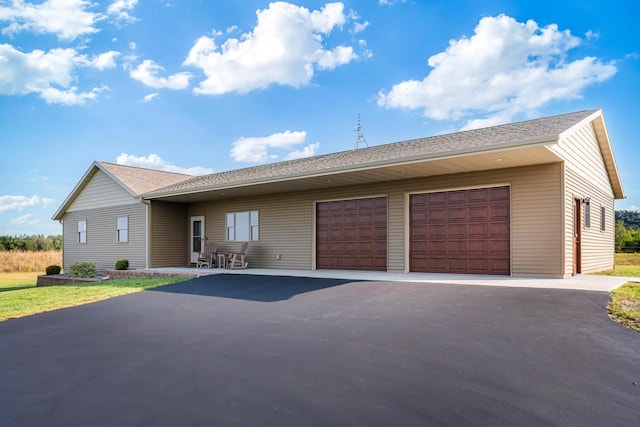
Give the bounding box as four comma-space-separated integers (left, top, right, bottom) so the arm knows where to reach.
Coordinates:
553, 123, 616, 275
62, 203, 147, 272
149, 201, 188, 267
67, 170, 137, 211
176, 163, 563, 277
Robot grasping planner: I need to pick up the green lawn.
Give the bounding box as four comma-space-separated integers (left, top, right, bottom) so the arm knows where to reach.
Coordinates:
592, 253, 640, 277
608, 282, 640, 332
0, 272, 40, 292
0, 277, 188, 322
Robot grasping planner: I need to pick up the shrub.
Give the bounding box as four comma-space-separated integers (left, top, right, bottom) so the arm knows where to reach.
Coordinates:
45, 265, 62, 275
115, 259, 129, 270
70, 261, 97, 278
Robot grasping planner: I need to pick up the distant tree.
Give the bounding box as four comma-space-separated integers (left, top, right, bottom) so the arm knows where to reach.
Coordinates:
615, 210, 640, 229
0, 235, 62, 251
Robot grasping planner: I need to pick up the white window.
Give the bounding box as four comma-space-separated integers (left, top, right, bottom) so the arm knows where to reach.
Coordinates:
78, 220, 87, 244
226, 211, 259, 241
117, 216, 128, 243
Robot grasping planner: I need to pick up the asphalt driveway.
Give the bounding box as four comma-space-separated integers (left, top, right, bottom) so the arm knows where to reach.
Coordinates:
1, 275, 639, 426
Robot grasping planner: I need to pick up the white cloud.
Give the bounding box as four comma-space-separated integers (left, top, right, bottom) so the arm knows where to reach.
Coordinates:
116, 153, 213, 175
142, 92, 158, 102
377, 14, 617, 129
0, 0, 104, 42
0, 195, 54, 212
231, 131, 316, 163
39, 85, 107, 105
10, 214, 39, 225
352, 20, 369, 34
0, 43, 115, 105
184, 2, 360, 95
130, 59, 191, 90
107, 0, 138, 26
283, 142, 320, 160
79, 50, 120, 70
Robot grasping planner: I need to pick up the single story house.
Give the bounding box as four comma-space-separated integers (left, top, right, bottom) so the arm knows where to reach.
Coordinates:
53, 109, 625, 278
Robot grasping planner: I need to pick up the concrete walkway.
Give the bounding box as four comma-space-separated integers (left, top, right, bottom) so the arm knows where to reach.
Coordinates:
144, 267, 639, 292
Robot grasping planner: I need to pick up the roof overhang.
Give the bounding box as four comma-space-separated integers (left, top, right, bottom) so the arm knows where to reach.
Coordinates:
144, 142, 564, 203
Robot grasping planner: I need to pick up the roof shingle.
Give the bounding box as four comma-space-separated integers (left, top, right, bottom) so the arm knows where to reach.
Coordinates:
146, 110, 597, 196
97, 161, 192, 196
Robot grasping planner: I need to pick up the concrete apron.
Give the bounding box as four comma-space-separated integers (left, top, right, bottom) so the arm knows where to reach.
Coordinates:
143, 267, 639, 292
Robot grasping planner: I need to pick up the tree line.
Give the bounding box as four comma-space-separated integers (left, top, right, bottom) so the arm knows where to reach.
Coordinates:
615, 210, 640, 252
0, 235, 63, 252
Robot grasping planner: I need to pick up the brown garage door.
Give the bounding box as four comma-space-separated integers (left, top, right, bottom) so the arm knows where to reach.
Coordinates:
410, 186, 510, 275
316, 197, 387, 271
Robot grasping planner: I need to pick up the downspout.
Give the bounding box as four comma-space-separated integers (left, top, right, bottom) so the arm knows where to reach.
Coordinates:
59, 220, 64, 272
142, 199, 151, 269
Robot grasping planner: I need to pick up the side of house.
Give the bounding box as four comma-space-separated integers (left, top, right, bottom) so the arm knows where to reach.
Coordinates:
551, 114, 621, 275
60, 169, 148, 272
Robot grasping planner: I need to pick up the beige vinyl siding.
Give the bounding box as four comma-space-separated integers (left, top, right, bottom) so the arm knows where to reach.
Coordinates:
62, 203, 147, 272
149, 201, 188, 267
176, 163, 562, 276
552, 123, 614, 195
563, 167, 615, 275
553, 122, 615, 276
67, 170, 137, 212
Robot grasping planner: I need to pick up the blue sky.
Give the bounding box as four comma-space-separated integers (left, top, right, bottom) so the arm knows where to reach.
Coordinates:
0, 0, 638, 236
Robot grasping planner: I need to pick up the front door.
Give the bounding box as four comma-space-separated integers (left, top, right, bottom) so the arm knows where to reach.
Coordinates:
190, 216, 205, 264
573, 199, 582, 275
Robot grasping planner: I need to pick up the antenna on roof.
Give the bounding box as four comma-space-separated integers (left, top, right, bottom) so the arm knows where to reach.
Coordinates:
353, 114, 368, 150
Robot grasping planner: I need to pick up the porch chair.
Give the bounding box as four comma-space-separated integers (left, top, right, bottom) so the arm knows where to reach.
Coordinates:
197, 243, 218, 268
227, 242, 249, 269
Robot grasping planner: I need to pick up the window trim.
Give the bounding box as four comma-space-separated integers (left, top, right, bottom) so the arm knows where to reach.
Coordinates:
117, 216, 129, 243
78, 220, 87, 244
226, 210, 259, 242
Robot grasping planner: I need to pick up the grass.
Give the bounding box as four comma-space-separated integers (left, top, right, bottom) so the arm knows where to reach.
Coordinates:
608, 282, 640, 332
592, 253, 640, 277
0, 251, 62, 273
601, 253, 640, 332
0, 272, 40, 292
0, 277, 188, 322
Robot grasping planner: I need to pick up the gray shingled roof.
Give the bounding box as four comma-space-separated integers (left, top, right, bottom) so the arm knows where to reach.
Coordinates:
145, 110, 597, 197
97, 161, 192, 195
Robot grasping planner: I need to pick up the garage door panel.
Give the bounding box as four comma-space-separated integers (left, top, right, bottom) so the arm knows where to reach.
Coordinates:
469, 223, 488, 238
410, 186, 510, 275
427, 208, 446, 222
468, 240, 488, 253
448, 208, 467, 221
316, 197, 387, 271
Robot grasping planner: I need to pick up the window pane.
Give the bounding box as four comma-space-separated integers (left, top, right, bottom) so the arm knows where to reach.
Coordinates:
251, 225, 259, 241
235, 211, 250, 241
78, 220, 86, 243
117, 216, 128, 229
226, 213, 235, 227
117, 217, 128, 242
250, 211, 259, 225
585, 202, 591, 228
